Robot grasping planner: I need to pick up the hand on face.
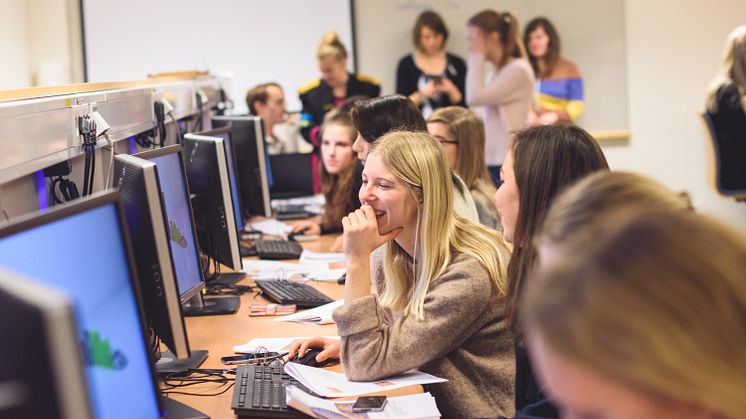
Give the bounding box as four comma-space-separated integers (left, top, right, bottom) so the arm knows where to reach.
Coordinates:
342, 204, 402, 259
467, 27, 488, 55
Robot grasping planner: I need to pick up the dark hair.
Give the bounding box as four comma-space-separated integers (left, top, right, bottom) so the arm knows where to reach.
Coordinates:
467, 10, 524, 69
245, 82, 281, 114
412, 10, 448, 51
351, 95, 426, 144
524, 17, 561, 78
505, 123, 609, 334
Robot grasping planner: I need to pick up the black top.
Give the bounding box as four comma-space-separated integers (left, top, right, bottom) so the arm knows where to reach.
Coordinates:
299, 73, 381, 144
319, 161, 363, 235
395, 53, 467, 112
708, 82, 746, 194
498, 343, 558, 419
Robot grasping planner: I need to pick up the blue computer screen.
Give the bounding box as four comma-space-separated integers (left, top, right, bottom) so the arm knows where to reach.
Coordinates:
150, 152, 204, 299
214, 132, 244, 230
0, 203, 160, 419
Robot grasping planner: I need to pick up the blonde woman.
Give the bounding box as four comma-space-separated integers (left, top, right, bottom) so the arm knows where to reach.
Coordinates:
427, 106, 500, 229
290, 131, 515, 418
522, 210, 746, 419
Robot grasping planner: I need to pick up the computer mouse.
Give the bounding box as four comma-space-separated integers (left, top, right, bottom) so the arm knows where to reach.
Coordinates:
288, 348, 336, 368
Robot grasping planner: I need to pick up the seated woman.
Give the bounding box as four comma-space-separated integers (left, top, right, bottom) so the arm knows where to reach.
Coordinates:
522, 209, 746, 419
291, 108, 359, 251
290, 131, 515, 418
427, 106, 500, 229
351, 95, 479, 221
396, 10, 466, 117
492, 123, 608, 418
524, 17, 584, 125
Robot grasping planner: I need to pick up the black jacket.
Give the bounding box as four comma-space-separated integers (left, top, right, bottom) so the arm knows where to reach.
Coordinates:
498, 343, 559, 419
395, 52, 467, 110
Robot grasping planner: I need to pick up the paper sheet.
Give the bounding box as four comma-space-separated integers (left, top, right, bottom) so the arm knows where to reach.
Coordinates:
286, 386, 441, 419
285, 363, 448, 398
299, 249, 346, 265
233, 336, 339, 354
275, 299, 345, 325
247, 218, 293, 236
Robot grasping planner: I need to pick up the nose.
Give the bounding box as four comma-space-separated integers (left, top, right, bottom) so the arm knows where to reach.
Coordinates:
358, 181, 375, 204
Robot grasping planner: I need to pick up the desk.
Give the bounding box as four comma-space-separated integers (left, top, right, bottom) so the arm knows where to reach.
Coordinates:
168, 234, 417, 418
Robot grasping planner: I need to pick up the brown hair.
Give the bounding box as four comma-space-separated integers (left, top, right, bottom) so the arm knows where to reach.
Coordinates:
522, 210, 746, 418
523, 17, 561, 78
319, 109, 358, 230
505, 123, 609, 334
317, 31, 348, 62
412, 10, 448, 52
427, 107, 497, 217
467, 10, 526, 69
245, 82, 281, 115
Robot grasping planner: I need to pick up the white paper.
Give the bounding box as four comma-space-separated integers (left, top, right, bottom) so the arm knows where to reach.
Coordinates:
241, 260, 330, 278
286, 386, 441, 419
285, 363, 448, 398
233, 336, 339, 354
247, 218, 293, 236
275, 299, 344, 325
299, 249, 346, 265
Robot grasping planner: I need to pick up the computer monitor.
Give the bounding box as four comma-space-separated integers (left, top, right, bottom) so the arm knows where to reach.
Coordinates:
182, 133, 242, 271
211, 115, 272, 217
135, 145, 239, 316
0, 269, 93, 419
113, 153, 208, 373
0, 192, 161, 419
269, 153, 314, 199
195, 126, 244, 232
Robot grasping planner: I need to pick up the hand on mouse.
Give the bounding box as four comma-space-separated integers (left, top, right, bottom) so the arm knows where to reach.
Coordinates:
292, 221, 320, 236
287, 337, 340, 364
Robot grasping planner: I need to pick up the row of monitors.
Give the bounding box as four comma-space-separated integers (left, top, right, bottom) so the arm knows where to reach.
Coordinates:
0, 115, 281, 418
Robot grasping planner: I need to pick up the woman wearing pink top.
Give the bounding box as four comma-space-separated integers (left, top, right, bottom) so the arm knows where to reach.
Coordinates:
466, 10, 534, 185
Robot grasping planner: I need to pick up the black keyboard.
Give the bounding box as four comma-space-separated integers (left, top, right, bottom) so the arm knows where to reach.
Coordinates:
255, 280, 334, 308
231, 364, 306, 418
255, 240, 303, 260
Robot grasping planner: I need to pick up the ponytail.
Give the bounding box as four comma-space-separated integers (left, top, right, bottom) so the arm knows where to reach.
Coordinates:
468, 10, 526, 68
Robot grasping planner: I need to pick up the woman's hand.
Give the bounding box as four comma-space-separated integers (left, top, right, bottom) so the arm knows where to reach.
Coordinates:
292, 220, 321, 235
420, 80, 438, 99
342, 205, 401, 260
436, 78, 462, 103
287, 337, 340, 363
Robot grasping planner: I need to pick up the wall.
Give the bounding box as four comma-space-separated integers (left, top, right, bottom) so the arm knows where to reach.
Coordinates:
0, 0, 31, 89
605, 0, 746, 229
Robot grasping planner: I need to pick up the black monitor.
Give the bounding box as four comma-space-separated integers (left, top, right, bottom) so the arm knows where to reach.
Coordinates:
113, 153, 208, 373
135, 145, 239, 316
0, 192, 162, 419
211, 115, 272, 217
269, 152, 314, 199
0, 269, 93, 419
182, 133, 242, 271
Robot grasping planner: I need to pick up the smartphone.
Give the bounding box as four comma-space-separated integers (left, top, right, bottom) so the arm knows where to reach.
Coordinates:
351, 396, 387, 413
220, 351, 286, 365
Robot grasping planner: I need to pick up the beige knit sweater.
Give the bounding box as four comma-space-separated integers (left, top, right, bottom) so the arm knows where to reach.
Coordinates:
332, 252, 515, 419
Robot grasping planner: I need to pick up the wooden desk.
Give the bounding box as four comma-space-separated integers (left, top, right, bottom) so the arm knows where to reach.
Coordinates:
166, 234, 348, 418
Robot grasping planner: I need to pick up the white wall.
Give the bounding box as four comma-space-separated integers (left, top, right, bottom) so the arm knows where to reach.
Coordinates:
604, 0, 746, 229
26, 0, 73, 85
0, 0, 31, 89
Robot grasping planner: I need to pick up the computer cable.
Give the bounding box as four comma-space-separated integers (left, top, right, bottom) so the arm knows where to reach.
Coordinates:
51, 176, 80, 204
158, 369, 236, 397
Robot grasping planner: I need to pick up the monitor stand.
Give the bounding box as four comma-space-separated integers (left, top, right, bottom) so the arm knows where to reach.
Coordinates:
160, 396, 209, 419
155, 350, 208, 376
182, 293, 240, 316
208, 271, 246, 286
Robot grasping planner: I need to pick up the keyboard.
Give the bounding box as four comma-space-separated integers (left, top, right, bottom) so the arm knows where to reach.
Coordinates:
255, 240, 303, 260
255, 279, 334, 308
231, 364, 306, 418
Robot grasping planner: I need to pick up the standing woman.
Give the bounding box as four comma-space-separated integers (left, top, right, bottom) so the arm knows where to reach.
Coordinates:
493, 123, 608, 418
427, 106, 500, 229
466, 10, 534, 184
291, 131, 516, 418
524, 17, 585, 125
299, 32, 380, 190
396, 10, 466, 117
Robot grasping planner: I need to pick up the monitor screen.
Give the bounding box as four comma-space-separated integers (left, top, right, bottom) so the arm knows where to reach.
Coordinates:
0, 193, 161, 419
136, 146, 204, 302
197, 127, 244, 231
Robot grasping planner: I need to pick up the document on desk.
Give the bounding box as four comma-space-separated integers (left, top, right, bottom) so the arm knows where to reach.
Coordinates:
286, 385, 442, 419
247, 218, 293, 236
299, 249, 346, 265
233, 336, 340, 354
241, 260, 331, 278
275, 299, 344, 324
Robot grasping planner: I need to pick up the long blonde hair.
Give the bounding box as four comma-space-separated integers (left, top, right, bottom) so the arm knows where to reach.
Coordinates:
317, 31, 347, 62
427, 107, 498, 220
370, 131, 510, 320
523, 210, 746, 418
706, 25, 746, 112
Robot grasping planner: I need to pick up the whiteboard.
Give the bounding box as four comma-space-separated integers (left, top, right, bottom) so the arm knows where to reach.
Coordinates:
354, 0, 629, 133
82, 0, 354, 113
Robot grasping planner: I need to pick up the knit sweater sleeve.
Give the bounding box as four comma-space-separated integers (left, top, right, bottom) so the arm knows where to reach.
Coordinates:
332, 255, 495, 381
466, 55, 533, 107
